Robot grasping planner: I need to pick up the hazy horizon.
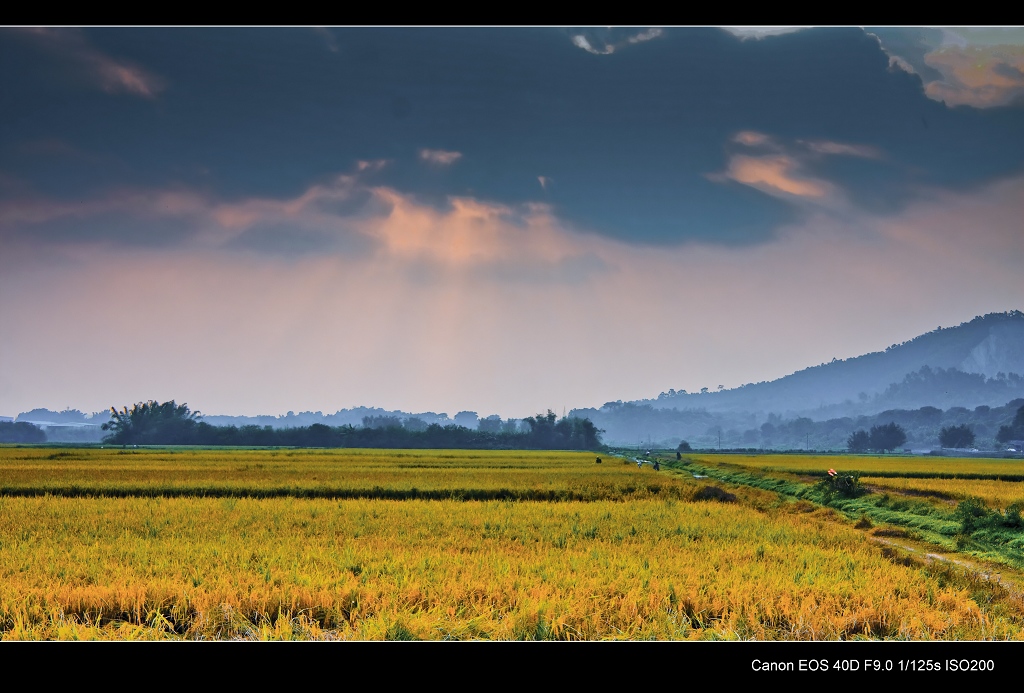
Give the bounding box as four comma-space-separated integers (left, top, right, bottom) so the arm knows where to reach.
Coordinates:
3, 27, 1023, 419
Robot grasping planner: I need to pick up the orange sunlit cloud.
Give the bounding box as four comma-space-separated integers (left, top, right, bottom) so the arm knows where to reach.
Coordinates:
924, 45, 1024, 108
718, 154, 831, 199
733, 131, 773, 147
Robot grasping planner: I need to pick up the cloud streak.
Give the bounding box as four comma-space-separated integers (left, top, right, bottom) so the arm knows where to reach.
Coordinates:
18, 28, 164, 98
717, 154, 830, 199
418, 149, 463, 166
569, 27, 664, 55
800, 140, 881, 158
710, 131, 881, 210
722, 27, 811, 40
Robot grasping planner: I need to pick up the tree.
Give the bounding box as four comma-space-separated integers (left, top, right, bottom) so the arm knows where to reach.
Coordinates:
556, 416, 603, 450
522, 410, 602, 450
476, 415, 502, 434
403, 417, 429, 432
939, 424, 975, 449
362, 415, 403, 429
453, 411, 479, 429
996, 404, 1024, 444
0, 421, 46, 444
303, 423, 340, 447
102, 400, 201, 445
677, 441, 692, 452
869, 422, 907, 453
847, 429, 870, 453
523, 410, 558, 447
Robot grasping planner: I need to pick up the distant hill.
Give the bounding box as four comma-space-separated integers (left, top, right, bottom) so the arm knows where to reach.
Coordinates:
569, 311, 1024, 447
642, 311, 1024, 418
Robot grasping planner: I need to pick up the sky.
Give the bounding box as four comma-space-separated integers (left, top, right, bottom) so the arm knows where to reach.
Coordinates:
2, 26, 1024, 419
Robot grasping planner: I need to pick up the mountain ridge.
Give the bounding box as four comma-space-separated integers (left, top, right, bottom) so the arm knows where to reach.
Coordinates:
641, 311, 1024, 417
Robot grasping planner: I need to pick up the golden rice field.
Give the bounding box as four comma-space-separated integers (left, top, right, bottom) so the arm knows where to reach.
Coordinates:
0, 448, 672, 500
703, 454, 1024, 479
861, 477, 1024, 510
1, 446, 1023, 640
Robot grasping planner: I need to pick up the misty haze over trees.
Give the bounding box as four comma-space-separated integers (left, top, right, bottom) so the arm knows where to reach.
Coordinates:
8, 406, 523, 445
6, 312, 1024, 453
96, 402, 604, 450
572, 399, 1024, 452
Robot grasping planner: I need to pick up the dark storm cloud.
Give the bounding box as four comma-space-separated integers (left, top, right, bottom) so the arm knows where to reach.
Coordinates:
2, 27, 1023, 250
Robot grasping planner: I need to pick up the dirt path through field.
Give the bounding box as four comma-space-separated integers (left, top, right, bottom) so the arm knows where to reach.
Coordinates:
869, 535, 1024, 596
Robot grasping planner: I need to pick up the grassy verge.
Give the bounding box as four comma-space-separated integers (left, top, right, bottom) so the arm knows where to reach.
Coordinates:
657, 454, 1024, 570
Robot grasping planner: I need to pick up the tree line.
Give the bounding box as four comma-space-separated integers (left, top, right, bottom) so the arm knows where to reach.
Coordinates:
587, 397, 1024, 450
99, 401, 604, 450
844, 404, 1024, 452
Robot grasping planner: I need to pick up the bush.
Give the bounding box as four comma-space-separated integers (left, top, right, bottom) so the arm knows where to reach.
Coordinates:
955, 498, 991, 534
956, 498, 1024, 532
815, 469, 862, 505
1004, 502, 1023, 528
